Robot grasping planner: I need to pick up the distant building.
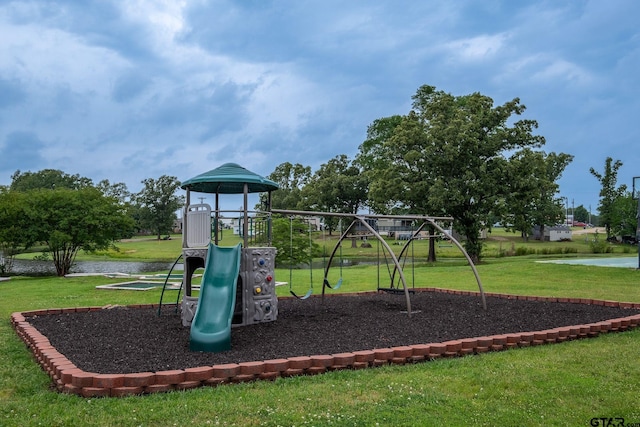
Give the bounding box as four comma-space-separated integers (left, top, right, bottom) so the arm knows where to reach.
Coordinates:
376, 218, 424, 238
532, 225, 572, 242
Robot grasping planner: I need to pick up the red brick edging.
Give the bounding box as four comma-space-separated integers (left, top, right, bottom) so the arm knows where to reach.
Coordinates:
11, 288, 640, 398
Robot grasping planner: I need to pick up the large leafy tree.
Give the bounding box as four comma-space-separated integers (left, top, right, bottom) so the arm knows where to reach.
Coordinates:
270, 217, 320, 267
0, 190, 37, 274
590, 157, 626, 238
357, 115, 439, 261
10, 169, 131, 207
302, 155, 367, 214
503, 149, 573, 241
10, 169, 93, 191
610, 192, 637, 238
356, 116, 406, 214
96, 179, 131, 204
359, 113, 434, 214
258, 162, 311, 211
255, 163, 314, 264
2, 170, 136, 274
301, 155, 368, 234
573, 205, 590, 223
359, 85, 547, 263
26, 188, 135, 276
133, 175, 184, 240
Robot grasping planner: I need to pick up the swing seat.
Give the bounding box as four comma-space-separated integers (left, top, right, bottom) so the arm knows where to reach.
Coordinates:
290, 289, 313, 300
323, 277, 343, 290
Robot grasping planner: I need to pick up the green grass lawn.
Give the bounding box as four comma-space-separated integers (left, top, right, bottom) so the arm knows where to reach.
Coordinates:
13, 226, 636, 265
2, 255, 640, 426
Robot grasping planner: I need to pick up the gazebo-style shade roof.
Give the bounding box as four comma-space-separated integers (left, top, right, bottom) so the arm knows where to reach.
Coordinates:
181, 163, 279, 194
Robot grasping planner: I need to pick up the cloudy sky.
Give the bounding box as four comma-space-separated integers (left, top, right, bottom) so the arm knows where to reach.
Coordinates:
1, 0, 638, 213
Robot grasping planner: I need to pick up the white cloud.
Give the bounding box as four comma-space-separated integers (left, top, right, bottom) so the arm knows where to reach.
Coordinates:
245, 71, 327, 137
443, 33, 509, 62
0, 0, 638, 213
119, 0, 188, 57
0, 22, 129, 95
497, 54, 594, 87
531, 58, 592, 85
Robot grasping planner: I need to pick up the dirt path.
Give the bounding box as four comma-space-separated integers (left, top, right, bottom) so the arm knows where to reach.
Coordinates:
572, 227, 604, 235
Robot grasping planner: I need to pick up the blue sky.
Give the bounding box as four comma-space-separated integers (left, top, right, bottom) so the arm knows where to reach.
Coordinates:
1, 1, 638, 214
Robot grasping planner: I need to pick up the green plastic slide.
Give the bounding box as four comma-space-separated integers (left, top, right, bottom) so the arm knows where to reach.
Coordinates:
189, 243, 242, 352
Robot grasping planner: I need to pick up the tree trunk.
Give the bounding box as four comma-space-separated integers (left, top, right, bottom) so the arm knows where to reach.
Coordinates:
53, 245, 78, 276
427, 225, 436, 262
463, 231, 483, 264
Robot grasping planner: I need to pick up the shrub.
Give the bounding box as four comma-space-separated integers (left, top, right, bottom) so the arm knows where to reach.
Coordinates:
589, 232, 613, 254
515, 246, 535, 256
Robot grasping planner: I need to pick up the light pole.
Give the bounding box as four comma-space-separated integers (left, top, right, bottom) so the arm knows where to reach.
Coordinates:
633, 177, 640, 270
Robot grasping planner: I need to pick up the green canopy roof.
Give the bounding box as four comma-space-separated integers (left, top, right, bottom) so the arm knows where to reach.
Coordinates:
180, 163, 279, 194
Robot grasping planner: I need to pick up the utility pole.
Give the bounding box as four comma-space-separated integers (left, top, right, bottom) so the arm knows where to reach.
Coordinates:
634, 177, 640, 270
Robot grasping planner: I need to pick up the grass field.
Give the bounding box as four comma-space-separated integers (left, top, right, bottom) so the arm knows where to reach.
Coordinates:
13, 226, 637, 264
2, 233, 640, 426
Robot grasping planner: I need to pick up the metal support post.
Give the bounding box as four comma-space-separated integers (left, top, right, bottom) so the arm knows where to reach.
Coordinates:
634, 176, 640, 270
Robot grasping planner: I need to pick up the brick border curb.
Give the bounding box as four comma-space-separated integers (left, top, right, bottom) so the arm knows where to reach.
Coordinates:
11, 288, 640, 397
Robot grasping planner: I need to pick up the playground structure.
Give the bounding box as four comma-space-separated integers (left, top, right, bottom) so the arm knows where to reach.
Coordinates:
159, 162, 486, 352
271, 209, 487, 315
158, 163, 280, 352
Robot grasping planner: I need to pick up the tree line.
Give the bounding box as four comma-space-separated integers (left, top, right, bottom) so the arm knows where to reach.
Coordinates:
264, 85, 575, 263
0, 170, 183, 276
1, 84, 636, 274
263, 85, 636, 263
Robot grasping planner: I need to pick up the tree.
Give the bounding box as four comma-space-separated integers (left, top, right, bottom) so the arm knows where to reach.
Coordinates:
270, 216, 320, 267
503, 149, 573, 241
610, 192, 637, 237
301, 155, 368, 235
356, 116, 406, 214
26, 188, 135, 276
258, 162, 311, 211
96, 179, 131, 204
590, 157, 626, 238
252, 214, 319, 267
2, 169, 124, 274
95, 179, 136, 238
0, 190, 38, 275
302, 155, 368, 214
358, 113, 433, 215
573, 205, 589, 223
359, 85, 546, 263
10, 169, 93, 191
133, 175, 184, 240
357, 115, 439, 261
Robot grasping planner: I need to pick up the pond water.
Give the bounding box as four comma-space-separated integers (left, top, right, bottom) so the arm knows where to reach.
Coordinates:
9, 259, 173, 276
7, 256, 420, 276
537, 257, 639, 268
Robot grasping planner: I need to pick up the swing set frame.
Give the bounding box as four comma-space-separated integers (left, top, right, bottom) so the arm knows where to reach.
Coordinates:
272, 209, 487, 316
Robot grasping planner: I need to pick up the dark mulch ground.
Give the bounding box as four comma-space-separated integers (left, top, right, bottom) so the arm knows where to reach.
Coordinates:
27, 291, 640, 374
